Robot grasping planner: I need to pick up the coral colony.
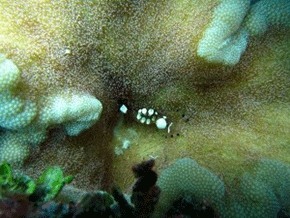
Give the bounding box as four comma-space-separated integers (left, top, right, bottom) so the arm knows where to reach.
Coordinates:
0, 0, 290, 217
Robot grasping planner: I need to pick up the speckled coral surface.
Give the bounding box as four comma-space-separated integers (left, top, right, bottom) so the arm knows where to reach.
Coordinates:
1, 0, 290, 196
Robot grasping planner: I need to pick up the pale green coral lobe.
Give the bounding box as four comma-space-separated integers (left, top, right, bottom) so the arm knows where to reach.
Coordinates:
153, 158, 225, 217
198, 0, 251, 66
198, 0, 290, 65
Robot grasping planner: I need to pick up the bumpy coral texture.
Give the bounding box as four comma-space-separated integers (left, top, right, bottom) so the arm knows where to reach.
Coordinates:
218, 159, 290, 218
0, 0, 120, 190
0, 55, 37, 130
240, 160, 290, 211
153, 158, 225, 217
0, 55, 103, 165
197, 0, 290, 66
0, 0, 214, 167
39, 90, 103, 136
1, 0, 289, 196
0, 132, 30, 165
152, 158, 290, 217
198, 0, 251, 66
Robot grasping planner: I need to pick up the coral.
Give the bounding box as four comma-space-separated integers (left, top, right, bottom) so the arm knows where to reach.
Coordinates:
0, 0, 107, 166
0, 54, 21, 91
4, 155, 290, 217
0, 91, 37, 130
0, 56, 37, 130
0, 88, 103, 165
197, 0, 290, 65
149, 158, 290, 217
197, 0, 251, 66
243, 159, 290, 209
39, 90, 103, 136
18, 128, 113, 192
0, 132, 30, 165
245, 0, 290, 36
217, 159, 290, 218
0, 55, 103, 165
100, 0, 217, 99
0, 56, 38, 165
237, 173, 281, 217
0, 0, 289, 206
152, 158, 225, 217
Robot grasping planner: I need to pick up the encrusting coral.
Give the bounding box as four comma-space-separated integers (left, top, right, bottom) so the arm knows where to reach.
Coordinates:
197, 0, 251, 66
197, 0, 290, 66
0, 1, 290, 213
0, 55, 37, 130
3, 157, 290, 217
0, 0, 111, 167
0, 62, 103, 165
152, 158, 225, 217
